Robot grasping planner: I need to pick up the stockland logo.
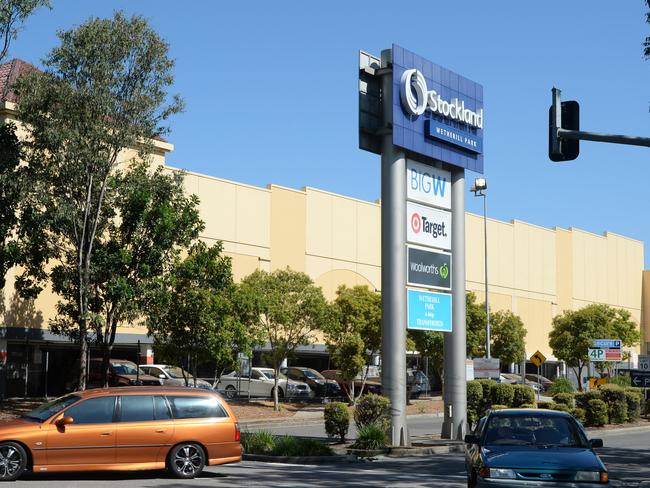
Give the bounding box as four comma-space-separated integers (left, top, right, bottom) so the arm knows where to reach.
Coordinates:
407, 160, 451, 209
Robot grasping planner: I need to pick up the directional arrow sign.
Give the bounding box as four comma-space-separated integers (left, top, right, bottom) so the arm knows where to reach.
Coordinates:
631, 370, 650, 388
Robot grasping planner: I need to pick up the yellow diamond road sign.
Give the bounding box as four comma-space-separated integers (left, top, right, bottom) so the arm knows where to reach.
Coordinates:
530, 350, 546, 368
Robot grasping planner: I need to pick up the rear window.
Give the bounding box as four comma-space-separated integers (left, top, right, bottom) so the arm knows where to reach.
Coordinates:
167, 395, 228, 419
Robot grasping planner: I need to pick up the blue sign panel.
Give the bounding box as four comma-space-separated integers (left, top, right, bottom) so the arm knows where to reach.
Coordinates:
392, 44, 484, 173
592, 339, 621, 349
407, 288, 452, 332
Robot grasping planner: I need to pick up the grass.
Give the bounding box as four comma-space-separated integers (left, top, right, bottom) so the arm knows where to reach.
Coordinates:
242, 431, 333, 457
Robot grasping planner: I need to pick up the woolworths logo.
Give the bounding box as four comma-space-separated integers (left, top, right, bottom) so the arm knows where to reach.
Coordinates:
410, 260, 449, 279
440, 263, 449, 280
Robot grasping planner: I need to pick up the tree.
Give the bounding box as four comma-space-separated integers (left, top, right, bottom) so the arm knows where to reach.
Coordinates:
147, 242, 249, 386
15, 12, 183, 389
0, 0, 49, 62
324, 285, 381, 404
0, 123, 24, 290
466, 291, 487, 358
239, 269, 329, 411
408, 328, 443, 385
490, 310, 527, 366
549, 304, 640, 390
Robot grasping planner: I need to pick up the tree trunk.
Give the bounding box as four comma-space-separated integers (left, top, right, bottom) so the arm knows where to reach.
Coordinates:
192, 354, 198, 388
78, 335, 87, 391
101, 344, 112, 388
576, 364, 584, 392
348, 379, 355, 406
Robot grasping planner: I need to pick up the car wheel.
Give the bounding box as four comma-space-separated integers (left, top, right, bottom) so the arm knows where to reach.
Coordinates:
0, 442, 27, 481
168, 443, 205, 479
224, 385, 236, 399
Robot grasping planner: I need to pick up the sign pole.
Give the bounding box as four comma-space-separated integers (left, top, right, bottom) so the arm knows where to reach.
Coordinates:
537, 365, 541, 401
441, 168, 467, 440
379, 49, 408, 447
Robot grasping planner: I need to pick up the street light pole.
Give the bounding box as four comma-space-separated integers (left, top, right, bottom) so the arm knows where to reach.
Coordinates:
471, 178, 490, 359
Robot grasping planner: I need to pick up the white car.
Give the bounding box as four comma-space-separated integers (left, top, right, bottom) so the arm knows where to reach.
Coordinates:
218, 367, 312, 400
140, 364, 213, 390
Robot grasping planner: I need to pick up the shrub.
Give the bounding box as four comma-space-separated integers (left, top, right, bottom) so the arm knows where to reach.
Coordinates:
537, 401, 553, 409
570, 407, 586, 423
646, 398, 650, 417
586, 399, 608, 427
352, 422, 387, 450
575, 390, 601, 410
625, 390, 641, 422
553, 393, 574, 407
550, 403, 570, 413
491, 383, 515, 407
241, 431, 275, 454
600, 384, 625, 404
519, 403, 536, 409
608, 400, 628, 424
512, 384, 535, 407
548, 377, 575, 395
607, 375, 631, 388
477, 379, 496, 414
324, 402, 350, 442
467, 380, 484, 426
272, 437, 333, 457
354, 394, 391, 431
490, 404, 509, 411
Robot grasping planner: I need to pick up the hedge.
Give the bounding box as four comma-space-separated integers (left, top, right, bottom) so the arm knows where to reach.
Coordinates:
490, 404, 509, 411
551, 403, 570, 413
586, 399, 608, 427
324, 402, 350, 442
477, 379, 496, 413
575, 390, 601, 410
519, 403, 536, 408
467, 381, 484, 426
548, 376, 575, 395
624, 390, 641, 422
491, 382, 515, 407
600, 385, 627, 424
570, 407, 586, 423
354, 394, 391, 431
552, 392, 574, 407
512, 384, 535, 407
537, 401, 553, 409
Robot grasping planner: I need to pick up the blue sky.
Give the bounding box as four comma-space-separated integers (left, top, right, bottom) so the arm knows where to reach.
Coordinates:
9, 1, 650, 266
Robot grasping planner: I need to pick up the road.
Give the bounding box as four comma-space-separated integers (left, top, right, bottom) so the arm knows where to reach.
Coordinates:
11, 425, 650, 487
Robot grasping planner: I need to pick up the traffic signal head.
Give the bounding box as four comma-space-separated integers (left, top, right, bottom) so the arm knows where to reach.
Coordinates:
549, 100, 580, 162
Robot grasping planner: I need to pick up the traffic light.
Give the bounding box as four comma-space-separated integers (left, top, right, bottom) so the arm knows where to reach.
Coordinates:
549, 100, 580, 161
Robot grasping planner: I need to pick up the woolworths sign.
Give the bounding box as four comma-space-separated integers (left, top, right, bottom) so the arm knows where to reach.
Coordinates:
407, 246, 451, 290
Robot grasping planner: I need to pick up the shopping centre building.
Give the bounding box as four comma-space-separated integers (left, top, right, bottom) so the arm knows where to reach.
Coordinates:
0, 58, 647, 397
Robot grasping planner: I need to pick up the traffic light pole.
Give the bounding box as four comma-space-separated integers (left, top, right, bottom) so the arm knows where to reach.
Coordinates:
557, 128, 650, 148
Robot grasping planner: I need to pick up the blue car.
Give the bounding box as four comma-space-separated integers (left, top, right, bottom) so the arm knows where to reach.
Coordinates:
465, 409, 609, 487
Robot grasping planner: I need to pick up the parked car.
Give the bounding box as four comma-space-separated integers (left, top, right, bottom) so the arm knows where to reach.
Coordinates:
525, 373, 554, 391
465, 408, 609, 487
280, 366, 341, 397
407, 368, 431, 398
499, 373, 542, 392
321, 369, 382, 396
140, 364, 213, 390
88, 358, 162, 387
218, 367, 311, 400
0, 386, 241, 481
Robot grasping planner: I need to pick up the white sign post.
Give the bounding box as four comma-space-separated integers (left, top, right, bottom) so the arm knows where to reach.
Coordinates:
639, 355, 650, 371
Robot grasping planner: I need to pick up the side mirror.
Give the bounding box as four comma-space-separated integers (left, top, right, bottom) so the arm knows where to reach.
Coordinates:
464, 434, 480, 444
55, 416, 74, 428
589, 439, 603, 448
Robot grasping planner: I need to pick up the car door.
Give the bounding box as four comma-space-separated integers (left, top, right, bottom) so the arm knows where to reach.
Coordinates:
250, 370, 270, 397
45, 395, 117, 466
115, 395, 174, 465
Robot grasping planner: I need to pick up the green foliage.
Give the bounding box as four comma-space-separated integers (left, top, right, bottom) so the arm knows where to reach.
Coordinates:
490, 404, 509, 411
490, 382, 514, 407
0, 0, 50, 62
490, 310, 527, 366
607, 375, 631, 388
476, 379, 496, 416
467, 381, 484, 426
409, 329, 444, 380
586, 399, 608, 427
354, 394, 391, 431
570, 407, 586, 423
519, 403, 536, 409
608, 400, 628, 424
241, 431, 275, 454
574, 390, 601, 410
324, 402, 350, 442
549, 304, 640, 390
352, 422, 387, 450
15, 11, 183, 389
148, 241, 248, 385
512, 384, 535, 407
324, 285, 381, 404
625, 390, 641, 422
550, 403, 570, 413
548, 377, 576, 395
552, 393, 575, 407
646, 398, 650, 417
239, 268, 329, 410
537, 401, 553, 409
466, 291, 487, 358
242, 432, 333, 456
600, 384, 626, 404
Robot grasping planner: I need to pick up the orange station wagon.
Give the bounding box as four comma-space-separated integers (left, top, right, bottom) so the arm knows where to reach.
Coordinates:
0, 387, 241, 481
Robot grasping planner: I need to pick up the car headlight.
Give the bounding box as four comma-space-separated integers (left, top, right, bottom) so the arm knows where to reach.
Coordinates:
575, 471, 608, 483
287, 384, 298, 390
489, 468, 516, 479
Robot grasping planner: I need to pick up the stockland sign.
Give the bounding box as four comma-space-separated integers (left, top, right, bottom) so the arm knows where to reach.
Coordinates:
406, 201, 451, 251
407, 159, 450, 209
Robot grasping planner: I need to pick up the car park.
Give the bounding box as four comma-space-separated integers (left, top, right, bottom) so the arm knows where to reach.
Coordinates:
499, 373, 542, 392
0, 386, 241, 481
140, 364, 213, 390
465, 408, 608, 487
525, 373, 554, 391
321, 369, 382, 396
88, 358, 162, 387
218, 367, 311, 400
280, 366, 341, 398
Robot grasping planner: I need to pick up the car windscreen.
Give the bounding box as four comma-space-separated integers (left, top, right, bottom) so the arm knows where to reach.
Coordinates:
164, 366, 192, 379
22, 394, 81, 422
112, 361, 144, 376
483, 414, 589, 448
302, 369, 324, 380
260, 370, 287, 380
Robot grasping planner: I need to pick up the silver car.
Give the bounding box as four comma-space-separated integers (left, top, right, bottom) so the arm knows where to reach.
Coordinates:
140, 364, 213, 389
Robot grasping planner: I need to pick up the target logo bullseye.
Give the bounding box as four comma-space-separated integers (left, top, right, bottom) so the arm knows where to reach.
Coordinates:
411, 212, 422, 234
